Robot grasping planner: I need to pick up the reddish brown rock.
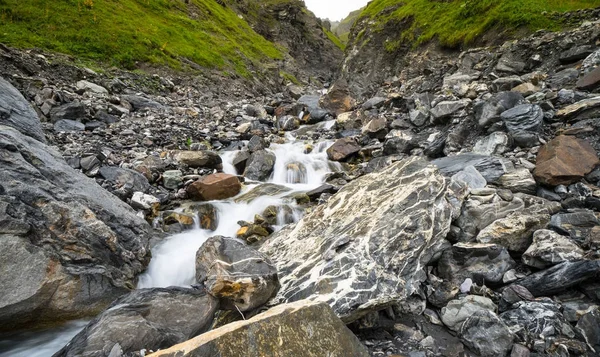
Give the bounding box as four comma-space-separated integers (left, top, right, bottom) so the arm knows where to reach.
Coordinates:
533, 136, 599, 186
187, 174, 242, 201
577, 67, 600, 91
319, 80, 357, 115
326, 137, 361, 162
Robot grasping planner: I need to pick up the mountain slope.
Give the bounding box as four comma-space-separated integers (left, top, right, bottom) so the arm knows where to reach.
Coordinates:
333, 7, 363, 44
339, 0, 600, 98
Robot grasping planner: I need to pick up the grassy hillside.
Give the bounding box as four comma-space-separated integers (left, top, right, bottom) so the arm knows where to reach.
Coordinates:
0, 0, 283, 75
334, 8, 364, 44
359, 0, 600, 49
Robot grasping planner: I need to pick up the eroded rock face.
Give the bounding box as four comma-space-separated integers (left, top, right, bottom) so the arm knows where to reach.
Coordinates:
0, 99, 152, 330
54, 287, 218, 357
260, 157, 453, 322
0, 77, 46, 142
148, 300, 369, 357
196, 236, 279, 312
534, 136, 599, 186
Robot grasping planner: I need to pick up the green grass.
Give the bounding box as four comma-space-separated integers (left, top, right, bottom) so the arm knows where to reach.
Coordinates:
323, 27, 346, 51
359, 0, 600, 49
0, 0, 283, 75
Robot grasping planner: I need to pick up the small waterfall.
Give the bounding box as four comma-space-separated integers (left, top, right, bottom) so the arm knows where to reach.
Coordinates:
0, 320, 88, 357
137, 139, 340, 289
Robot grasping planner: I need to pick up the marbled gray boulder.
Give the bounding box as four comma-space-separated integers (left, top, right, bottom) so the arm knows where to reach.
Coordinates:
53, 287, 218, 357
437, 243, 515, 285
196, 236, 279, 312
498, 168, 537, 195
0, 77, 45, 142
260, 157, 453, 322
515, 260, 600, 297
459, 310, 514, 357
432, 154, 510, 184
500, 299, 574, 345
451, 166, 486, 191
440, 295, 496, 331
472, 132, 509, 156
522, 229, 585, 269
0, 91, 152, 331
243, 150, 276, 181
277, 115, 299, 131
476, 91, 525, 128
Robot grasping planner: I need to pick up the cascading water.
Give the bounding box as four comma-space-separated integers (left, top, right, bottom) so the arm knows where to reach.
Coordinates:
138, 138, 340, 288
1, 135, 340, 356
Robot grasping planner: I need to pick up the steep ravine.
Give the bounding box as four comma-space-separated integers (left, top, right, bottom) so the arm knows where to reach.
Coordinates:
3, 5, 600, 357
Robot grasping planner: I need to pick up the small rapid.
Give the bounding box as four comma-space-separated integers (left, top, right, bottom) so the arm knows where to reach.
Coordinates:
137, 138, 340, 288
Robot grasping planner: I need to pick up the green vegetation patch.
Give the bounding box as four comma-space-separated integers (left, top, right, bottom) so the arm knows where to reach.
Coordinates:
323, 27, 346, 51
0, 0, 283, 75
359, 0, 600, 49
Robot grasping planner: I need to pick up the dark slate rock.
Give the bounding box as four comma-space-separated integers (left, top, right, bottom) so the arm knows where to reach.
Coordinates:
49, 101, 86, 122
577, 66, 600, 91
247, 135, 267, 153
232, 150, 250, 175
437, 243, 515, 285
549, 210, 600, 246
243, 150, 276, 181
99, 166, 151, 194
54, 119, 85, 132
500, 104, 543, 147
0, 77, 45, 142
297, 95, 320, 110
121, 95, 164, 111
515, 261, 600, 297
459, 310, 514, 357
476, 91, 526, 128
362, 97, 386, 110
53, 287, 218, 357
431, 154, 509, 184
560, 45, 594, 64
576, 309, 600, 353
549, 68, 580, 89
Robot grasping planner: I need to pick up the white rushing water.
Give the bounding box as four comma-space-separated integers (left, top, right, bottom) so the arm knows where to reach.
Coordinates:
138, 138, 340, 288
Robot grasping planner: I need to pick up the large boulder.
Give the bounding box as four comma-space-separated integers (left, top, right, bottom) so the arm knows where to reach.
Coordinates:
522, 229, 585, 269
319, 81, 357, 115
0, 77, 45, 142
54, 287, 218, 357
533, 136, 599, 186
148, 300, 369, 357
186, 174, 241, 201
476, 91, 525, 128
459, 310, 514, 357
260, 157, 453, 322
0, 90, 152, 331
440, 295, 496, 332
196, 236, 279, 312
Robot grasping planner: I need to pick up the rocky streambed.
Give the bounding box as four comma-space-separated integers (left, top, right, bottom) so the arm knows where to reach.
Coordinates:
3, 15, 600, 357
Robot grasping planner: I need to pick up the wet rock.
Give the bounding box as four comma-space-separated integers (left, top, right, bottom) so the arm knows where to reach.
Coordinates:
459, 310, 514, 357
522, 229, 585, 269
549, 209, 600, 246
148, 300, 370, 357
500, 300, 574, 345
533, 136, 599, 186
50, 101, 86, 122
243, 150, 276, 181
577, 66, 600, 91
247, 135, 266, 153
182, 203, 218, 231
54, 287, 218, 357
432, 154, 510, 184
575, 309, 600, 353
260, 158, 453, 322
476, 213, 550, 252
473, 132, 509, 156
326, 137, 361, 162
232, 150, 250, 174
515, 261, 600, 297
54, 119, 85, 132
196, 236, 279, 311
187, 173, 241, 201
174, 151, 222, 170
476, 91, 525, 128
0, 77, 46, 142
235, 183, 290, 203
236, 223, 271, 244
440, 295, 496, 331
437, 243, 515, 285
499, 169, 537, 195
277, 115, 299, 131
160, 211, 196, 232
